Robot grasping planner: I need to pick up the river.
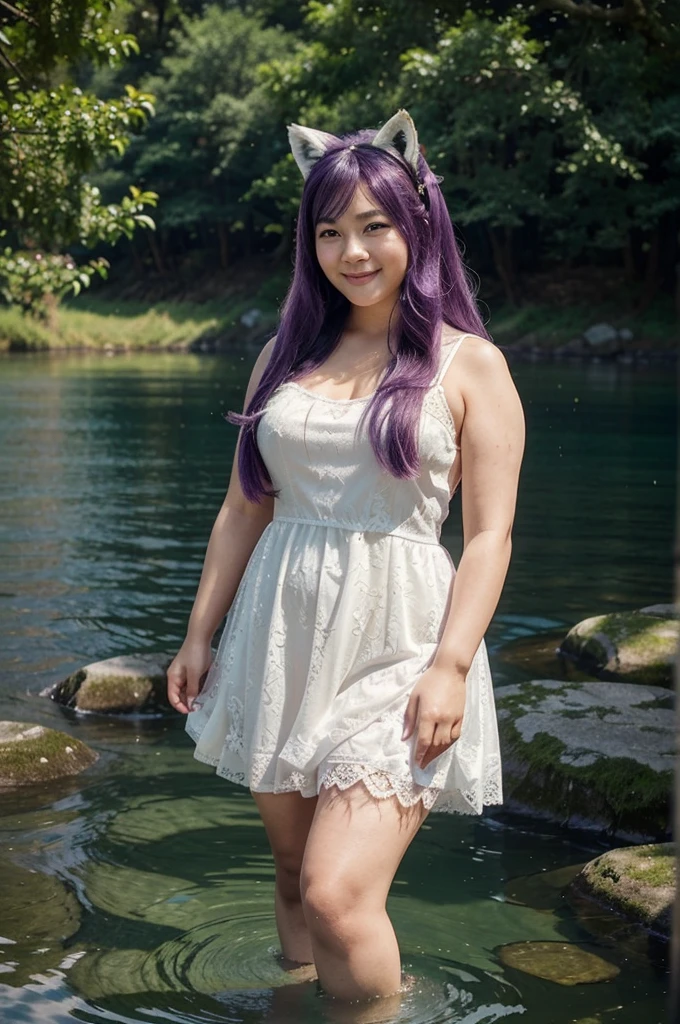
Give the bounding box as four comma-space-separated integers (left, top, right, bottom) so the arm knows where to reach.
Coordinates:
0, 350, 675, 1023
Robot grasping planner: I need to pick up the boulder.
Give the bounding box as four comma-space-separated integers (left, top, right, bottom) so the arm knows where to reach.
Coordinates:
240, 308, 263, 329
568, 843, 675, 939
559, 609, 678, 687
496, 680, 674, 839
583, 323, 621, 355
0, 721, 98, 786
43, 652, 175, 715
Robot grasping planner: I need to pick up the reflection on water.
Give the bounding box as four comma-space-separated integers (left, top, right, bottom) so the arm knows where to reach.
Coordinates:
0, 351, 674, 1023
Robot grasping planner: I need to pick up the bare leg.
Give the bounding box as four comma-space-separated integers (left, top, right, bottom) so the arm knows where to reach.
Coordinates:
300, 780, 429, 1002
250, 790, 318, 968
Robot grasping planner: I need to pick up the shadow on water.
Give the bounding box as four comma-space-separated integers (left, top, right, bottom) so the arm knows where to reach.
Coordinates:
0, 352, 674, 1023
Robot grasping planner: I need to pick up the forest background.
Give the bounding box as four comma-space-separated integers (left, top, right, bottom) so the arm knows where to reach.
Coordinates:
0, 0, 678, 353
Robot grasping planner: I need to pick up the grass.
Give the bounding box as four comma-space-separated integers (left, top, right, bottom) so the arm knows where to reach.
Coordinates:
491, 294, 678, 349
0, 268, 290, 352
0, 265, 677, 352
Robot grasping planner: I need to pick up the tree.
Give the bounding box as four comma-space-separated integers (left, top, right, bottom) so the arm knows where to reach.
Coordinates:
117, 4, 291, 274
0, 0, 158, 320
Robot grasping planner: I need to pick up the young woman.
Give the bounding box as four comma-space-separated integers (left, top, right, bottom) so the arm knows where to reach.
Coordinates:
167, 109, 525, 1007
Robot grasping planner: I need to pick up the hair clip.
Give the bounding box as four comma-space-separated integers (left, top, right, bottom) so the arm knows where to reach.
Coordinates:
416, 178, 431, 211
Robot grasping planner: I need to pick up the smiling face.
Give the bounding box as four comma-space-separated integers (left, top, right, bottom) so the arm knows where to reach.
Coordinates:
314, 185, 409, 310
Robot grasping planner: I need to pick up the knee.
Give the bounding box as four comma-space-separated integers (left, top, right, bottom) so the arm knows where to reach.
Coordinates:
274, 849, 305, 904
300, 873, 364, 946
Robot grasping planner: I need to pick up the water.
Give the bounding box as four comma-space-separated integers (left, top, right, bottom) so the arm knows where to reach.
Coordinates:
0, 350, 675, 1023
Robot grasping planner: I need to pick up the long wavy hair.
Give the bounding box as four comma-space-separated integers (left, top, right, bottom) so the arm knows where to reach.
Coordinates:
227, 125, 490, 504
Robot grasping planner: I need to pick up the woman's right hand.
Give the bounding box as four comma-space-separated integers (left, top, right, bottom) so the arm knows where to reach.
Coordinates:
166, 638, 214, 714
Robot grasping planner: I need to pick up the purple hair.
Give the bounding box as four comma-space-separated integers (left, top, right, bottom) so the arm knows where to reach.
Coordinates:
227, 125, 490, 504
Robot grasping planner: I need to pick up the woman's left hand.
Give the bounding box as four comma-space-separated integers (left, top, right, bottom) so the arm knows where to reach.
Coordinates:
402, 664, 467, 770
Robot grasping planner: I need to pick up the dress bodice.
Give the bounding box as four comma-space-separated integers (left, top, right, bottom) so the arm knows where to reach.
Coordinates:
256, 335, 469, 545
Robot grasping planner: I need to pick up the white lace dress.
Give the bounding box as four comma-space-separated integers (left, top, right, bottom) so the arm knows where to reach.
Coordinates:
186, 334, 503, 814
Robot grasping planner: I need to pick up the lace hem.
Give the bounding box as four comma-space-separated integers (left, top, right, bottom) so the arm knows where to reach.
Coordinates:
188, 736, 502, 817
319, 761, 442, 809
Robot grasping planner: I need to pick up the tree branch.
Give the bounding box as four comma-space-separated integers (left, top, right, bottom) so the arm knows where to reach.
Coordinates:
0, 40, 25, 81
0, 0, 38, 27
534, 0, 670, 45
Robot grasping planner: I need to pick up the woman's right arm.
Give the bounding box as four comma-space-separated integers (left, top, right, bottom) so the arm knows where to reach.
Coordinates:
167, 337, 277, 714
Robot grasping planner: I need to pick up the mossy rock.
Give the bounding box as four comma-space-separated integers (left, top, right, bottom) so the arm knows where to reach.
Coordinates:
497, 940, 619, 986
0, 721, 98, 787
568, 843, 675, 938
496, 680, 674, 840
559, 610, 678, 687
43, 652, 175, 715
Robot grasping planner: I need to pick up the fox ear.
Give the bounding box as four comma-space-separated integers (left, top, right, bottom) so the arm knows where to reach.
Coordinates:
371, 109, 420, 175
287, 123, 340, 180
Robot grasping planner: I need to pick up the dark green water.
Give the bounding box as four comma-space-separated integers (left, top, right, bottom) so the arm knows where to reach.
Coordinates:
0, 350, 675, 1023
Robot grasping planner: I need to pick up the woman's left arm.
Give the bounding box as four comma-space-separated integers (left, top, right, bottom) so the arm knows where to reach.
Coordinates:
433, 338, 526, 675
403, 338, 526, 769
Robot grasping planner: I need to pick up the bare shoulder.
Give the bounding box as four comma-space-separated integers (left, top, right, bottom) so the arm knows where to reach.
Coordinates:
440, 326, 511, 392
439, 327, 523, 448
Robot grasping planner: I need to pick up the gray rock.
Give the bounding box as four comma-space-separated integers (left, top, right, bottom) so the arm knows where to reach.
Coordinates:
240, 308, 263, 329
618, 327, 634, 342
582, 323, 622, 356
0, 721, 98, 786
559, 610, 678, 686
43, 652, 175, 715
583, 323, 618, 346
567, 843, 675, 938
496, 680, 674, 839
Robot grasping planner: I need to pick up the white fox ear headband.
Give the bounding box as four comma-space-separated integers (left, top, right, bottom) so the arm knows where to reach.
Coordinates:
287, 109, 431, 210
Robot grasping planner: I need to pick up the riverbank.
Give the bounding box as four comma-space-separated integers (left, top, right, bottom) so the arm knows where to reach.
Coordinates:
0, 268, 677, 357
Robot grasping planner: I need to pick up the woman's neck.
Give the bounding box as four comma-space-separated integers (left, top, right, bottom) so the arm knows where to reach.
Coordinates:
344, 294, 400, 350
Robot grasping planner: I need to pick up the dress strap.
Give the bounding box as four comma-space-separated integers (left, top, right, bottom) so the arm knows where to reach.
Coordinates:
435, 333, 471, 385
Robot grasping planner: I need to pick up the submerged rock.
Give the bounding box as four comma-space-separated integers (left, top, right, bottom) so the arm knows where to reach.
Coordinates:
0, 857, 82, 985
568, 843, 675, 938
497, 630, 592, 681
498, 940, 619, 985
43, 652, 175, 715
504, 862, 586, 911
496, 680, 674, 839
0, 721, 98, 786
559, 609, 678, 687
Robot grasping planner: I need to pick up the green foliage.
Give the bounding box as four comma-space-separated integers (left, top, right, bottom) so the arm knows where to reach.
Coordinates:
0, 80, 156, 245
3, 0, 678, 314
0, 0, 157, 316
120, 5, 291, 243
0, 248, 109, 318
249, 0, 680, 306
